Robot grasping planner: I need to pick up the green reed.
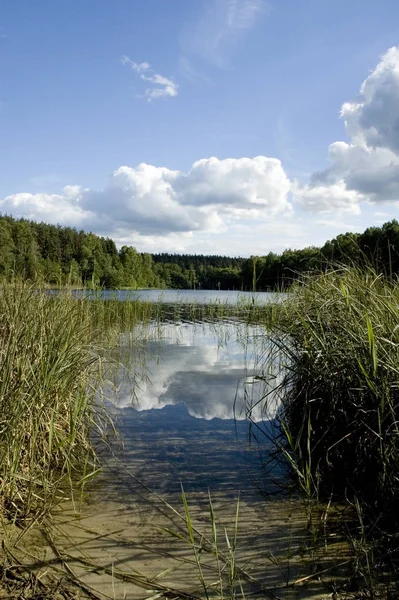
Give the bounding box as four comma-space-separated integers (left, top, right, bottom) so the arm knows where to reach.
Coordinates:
0, 283, 276, 523
265, 264, 399, 591
0, 280, 353, 599
0, 281, 109, 523
85, 295, 276, 329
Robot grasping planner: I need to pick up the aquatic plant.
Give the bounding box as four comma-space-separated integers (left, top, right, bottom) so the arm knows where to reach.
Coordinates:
0, 281, 107, 522
269, 264, 399, 591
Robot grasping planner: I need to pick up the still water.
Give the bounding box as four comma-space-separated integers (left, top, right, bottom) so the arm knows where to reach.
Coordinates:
53, 320, 313, 600
104, 320, 284, 497
71, 288, 282, 304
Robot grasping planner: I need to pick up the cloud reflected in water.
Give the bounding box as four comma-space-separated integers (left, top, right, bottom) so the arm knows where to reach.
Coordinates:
107, 323, 282, 422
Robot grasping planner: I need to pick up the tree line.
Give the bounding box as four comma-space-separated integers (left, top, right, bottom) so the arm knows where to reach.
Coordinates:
242, 220, 399, 290
1, 213, 399, 289
0, 215, 160, 288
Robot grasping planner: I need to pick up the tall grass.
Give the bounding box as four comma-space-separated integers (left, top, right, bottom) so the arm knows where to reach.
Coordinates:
268, 264, 399, 589
84, 295, 276, 329
0, 281, 106, 523
0, 283, 278, 526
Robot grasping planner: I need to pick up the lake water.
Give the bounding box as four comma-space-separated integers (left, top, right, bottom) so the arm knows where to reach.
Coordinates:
70, 288, 283, 304
104, 321, 284, 497
50, 318, 336, 599
32, 294, 346, 597
51, 319, 313, 599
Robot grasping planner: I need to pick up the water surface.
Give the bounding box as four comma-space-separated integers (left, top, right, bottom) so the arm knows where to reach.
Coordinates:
51, 320, 331, 599
105, 321, 283, 497
71, 288, 282, 304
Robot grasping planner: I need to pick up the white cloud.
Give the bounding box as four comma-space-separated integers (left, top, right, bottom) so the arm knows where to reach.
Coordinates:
141, 73, 178, 101
120, 57, 150, 73
0, 156, 291, 247
8, 47, 399, 252
84, 164, 216, 235
317, 142, 399, 202
292, 180, 363, 215
181, 0, 266, 67
175, 156, 291, 214
121, 56, 178, 101
340, 47, 399, 153
294, 46, 399, 213
0, 187, 87, 227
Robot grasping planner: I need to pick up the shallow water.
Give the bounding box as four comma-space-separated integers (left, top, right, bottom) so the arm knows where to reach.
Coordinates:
44, 320, 344, 599
104, 321, 284, 497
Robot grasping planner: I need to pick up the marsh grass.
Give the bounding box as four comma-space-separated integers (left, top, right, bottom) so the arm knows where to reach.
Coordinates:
84, 294, 276, 330
4, 279, 356, 598
0, 280, 110, 524
0, 283, 277, 526
263, 264, 399, 593
0, 281, 360, 599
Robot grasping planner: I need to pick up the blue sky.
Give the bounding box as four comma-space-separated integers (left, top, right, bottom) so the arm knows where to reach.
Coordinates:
2, 0, 399, 256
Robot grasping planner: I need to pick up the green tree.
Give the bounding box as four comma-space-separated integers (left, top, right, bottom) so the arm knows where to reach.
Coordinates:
0, 221, 15, 278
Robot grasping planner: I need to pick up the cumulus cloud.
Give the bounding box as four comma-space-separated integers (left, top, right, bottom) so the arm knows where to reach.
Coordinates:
0, 187, 88, 228
293, 180, 363, 215
0, 156, 291, 244
121, 55, 178, 101
84, 164, 206, 235
341, 47, 399, 153
294, 46, 399, 213
8, 47, 399, 248
175, 156, 290, 213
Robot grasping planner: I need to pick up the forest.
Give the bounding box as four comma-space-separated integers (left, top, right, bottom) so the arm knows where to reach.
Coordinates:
1, 213, 399, 290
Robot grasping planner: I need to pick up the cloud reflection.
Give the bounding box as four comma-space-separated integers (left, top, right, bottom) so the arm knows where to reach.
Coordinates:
107, 323, 282, 422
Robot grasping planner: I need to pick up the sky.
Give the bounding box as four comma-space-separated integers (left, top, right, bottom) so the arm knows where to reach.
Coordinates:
2, 0, 399, 256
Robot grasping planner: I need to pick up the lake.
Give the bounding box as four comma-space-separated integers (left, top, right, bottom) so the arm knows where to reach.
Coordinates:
69, 288, 283, 304
103, 321, 284, 496
49, 319, 314, 599
49, 316, 336, 599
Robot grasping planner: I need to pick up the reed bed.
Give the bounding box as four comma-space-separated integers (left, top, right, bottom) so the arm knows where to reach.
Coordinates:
266, 264, 399, 591
0, 281, 108, 524
1, 280, 330, 598
0, 283, 276, 522
83, 295, 276, 329
0, 283, 277, 522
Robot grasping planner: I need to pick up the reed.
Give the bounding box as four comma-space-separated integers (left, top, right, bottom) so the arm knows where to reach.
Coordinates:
84, 298, 273, 329
267, 264, 399, 590
0, 282, 277, 525
0, 280, 106, 523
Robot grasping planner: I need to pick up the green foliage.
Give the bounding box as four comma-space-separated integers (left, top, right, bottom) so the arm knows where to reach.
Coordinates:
240, 219, 399, 290
152, 254, 244, 290
3, 213, 399, 291
0, 215, 159, 289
